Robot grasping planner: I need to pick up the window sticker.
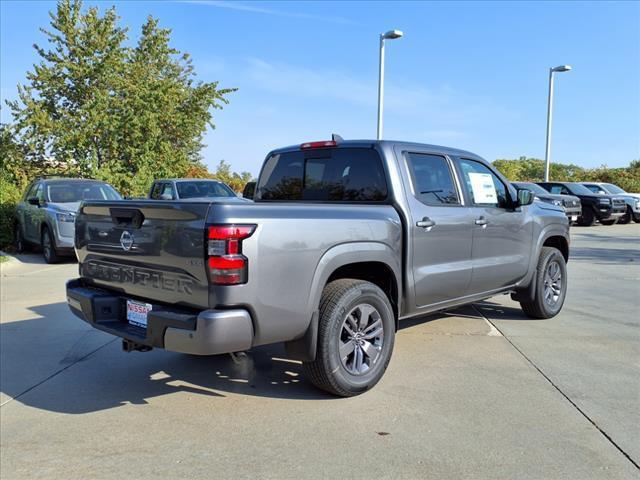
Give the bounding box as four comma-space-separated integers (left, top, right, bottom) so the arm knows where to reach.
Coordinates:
468, 172, 498, 204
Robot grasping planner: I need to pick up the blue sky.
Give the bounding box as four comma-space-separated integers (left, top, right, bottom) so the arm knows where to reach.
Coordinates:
2, 1, 639, 176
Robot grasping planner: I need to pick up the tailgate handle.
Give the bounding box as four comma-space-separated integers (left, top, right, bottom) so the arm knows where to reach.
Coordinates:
110, 208, 145, 228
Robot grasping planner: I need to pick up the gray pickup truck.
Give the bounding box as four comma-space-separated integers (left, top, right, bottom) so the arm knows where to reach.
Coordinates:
66, 138, 570, 396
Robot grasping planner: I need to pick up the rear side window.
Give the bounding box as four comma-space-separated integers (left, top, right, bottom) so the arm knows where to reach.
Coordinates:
406, 153, 459, 205
256, 148, 388, 202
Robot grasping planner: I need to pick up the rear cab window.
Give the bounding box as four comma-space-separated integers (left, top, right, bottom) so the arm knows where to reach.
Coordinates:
256, 148, 388, 202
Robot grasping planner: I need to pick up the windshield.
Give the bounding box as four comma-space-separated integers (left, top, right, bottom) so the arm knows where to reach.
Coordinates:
603, 183, 626, 194
513, 182, 548, 195
176, 181, 236, 199
568, 183, 598, 196
46, 182, 121, 203
257, 148, 388, 202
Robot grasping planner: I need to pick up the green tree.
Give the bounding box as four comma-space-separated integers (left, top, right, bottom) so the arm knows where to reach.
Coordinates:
211, 159, 253, 192
6, 0, 235, 196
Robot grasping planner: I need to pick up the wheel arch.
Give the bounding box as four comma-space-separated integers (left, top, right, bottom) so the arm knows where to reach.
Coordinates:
286, 242, 402, 362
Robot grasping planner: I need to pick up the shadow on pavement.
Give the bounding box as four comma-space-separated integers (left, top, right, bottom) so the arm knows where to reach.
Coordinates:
0, 303, 335, 414
473, 301, 537, 321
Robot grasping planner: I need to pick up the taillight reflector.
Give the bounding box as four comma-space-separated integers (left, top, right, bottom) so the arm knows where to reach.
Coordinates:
206, 224, 256, 285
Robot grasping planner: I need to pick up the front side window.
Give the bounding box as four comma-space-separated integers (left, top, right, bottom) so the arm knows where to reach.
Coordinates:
257, 148, 388, 202
406, 153, 459, 205
458, 158, 508, 207
584, 184, 607, 195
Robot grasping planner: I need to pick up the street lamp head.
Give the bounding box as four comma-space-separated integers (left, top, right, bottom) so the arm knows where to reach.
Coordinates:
382, 30, 403, 40
551, 65, 572, 72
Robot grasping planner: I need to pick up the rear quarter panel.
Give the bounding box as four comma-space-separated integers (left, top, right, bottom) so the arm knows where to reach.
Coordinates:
208, 202, 402, 346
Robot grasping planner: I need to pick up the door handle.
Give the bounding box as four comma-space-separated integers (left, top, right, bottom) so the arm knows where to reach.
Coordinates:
474, 217, 488, 226
416, 217, 436, 229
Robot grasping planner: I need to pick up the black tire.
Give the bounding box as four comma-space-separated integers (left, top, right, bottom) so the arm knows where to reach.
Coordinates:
520, 246, 567, 319
303, 279, 395, 397
634, 213, 640, 224
41, 226, 61, 264
600, 219, 617, 226
577, 207, 595, 226
14, 223, 27, 253
617, 206, 632, 225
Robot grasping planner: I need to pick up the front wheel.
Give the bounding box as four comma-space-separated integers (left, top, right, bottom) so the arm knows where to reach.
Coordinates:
41, 227, 61, 264
520, 246, 567, 319
617, 206, 632, 225
303, 279, 395, 397
14, 224, 27, 253
577, 207, 595, 226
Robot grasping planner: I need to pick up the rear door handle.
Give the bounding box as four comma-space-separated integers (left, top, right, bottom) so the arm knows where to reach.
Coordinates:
474, 217, 488, 226
416, 217, 436, 229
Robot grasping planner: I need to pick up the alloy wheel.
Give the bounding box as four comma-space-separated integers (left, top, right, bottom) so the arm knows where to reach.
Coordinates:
543, 260, 563, 306
339, 303, 384, 375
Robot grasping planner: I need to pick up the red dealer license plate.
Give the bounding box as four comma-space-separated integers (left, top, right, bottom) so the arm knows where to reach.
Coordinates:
126, 299, 152, 329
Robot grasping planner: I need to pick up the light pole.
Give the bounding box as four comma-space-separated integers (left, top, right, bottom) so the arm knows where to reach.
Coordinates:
544, 65, 571, 182
377, 29, 403, 140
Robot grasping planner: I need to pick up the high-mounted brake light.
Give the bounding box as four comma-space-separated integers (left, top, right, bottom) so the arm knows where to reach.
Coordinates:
300, 140, 337, 150
207, 224, 256, 285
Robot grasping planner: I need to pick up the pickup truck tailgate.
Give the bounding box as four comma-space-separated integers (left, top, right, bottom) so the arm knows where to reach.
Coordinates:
75, 200, 211, 309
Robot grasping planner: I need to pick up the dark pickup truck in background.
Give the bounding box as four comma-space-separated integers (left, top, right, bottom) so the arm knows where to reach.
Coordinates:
512, 182, 581, 224
538, 181, 626, 226
67, 138, 570, 396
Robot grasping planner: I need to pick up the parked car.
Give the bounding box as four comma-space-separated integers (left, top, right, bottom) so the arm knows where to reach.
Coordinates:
14, 177, 121, 263
149, 179, 249, 202
537, 181, 626, 226
67, 138, 570, 397
580, 182, 640, 224
512, 182, 581, 224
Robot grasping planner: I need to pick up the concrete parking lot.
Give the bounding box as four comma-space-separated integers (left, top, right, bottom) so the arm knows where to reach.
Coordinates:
1, 224, 638, 479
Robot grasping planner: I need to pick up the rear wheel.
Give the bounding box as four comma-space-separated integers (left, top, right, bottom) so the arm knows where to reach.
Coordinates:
41, 227, 61, 264
600, 219, 617, 226
520, 247, 567, 319
303, 279, 395, 397
577, 207, 595, 226
634, 213, 640, 224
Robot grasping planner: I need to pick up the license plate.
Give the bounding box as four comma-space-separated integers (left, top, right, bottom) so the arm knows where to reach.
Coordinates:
126, 299, 152, 328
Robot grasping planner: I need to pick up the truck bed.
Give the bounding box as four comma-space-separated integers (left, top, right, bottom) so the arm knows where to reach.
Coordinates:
75, 199, 402, 344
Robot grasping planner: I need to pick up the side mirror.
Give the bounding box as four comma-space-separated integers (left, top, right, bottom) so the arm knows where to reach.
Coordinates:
517, 189, 535, 207
242, 181, 256, 200
27, 197, 40, 206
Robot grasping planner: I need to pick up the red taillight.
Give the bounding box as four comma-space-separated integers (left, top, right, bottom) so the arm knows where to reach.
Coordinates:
207, 224, 255, 285
300, 140, 337, 149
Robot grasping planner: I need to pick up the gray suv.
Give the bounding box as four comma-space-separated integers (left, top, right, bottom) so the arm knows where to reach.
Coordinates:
14, 177, 121, 263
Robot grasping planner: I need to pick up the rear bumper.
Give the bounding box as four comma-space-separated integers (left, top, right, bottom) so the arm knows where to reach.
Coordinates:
66, 279, 253, 355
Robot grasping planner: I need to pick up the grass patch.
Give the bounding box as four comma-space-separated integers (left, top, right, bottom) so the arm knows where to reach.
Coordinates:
0, 255, 9, 264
